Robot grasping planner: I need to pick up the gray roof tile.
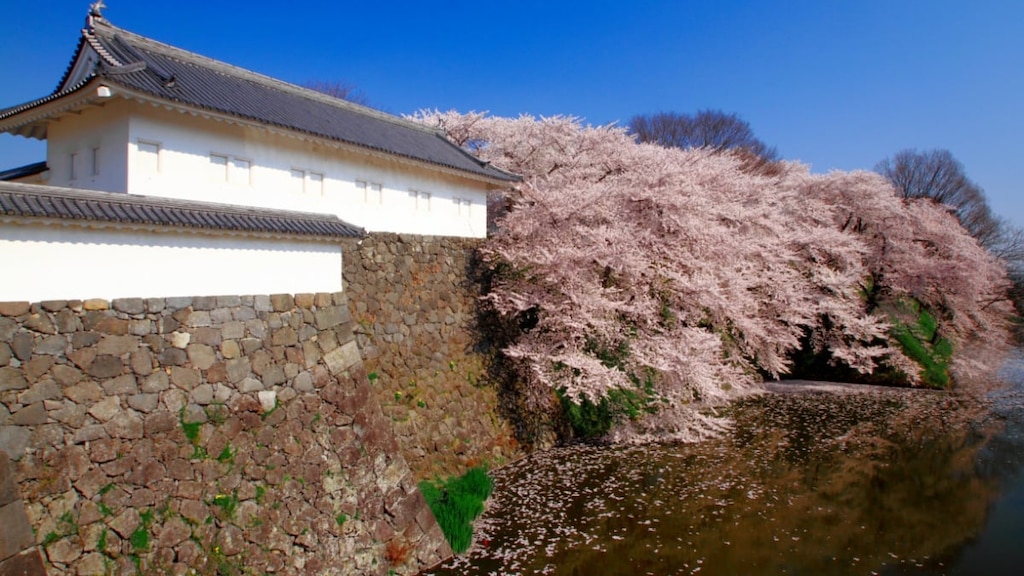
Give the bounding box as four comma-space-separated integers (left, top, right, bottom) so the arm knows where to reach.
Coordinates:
0, 181, 365, 239
0, 161, 47, 181
2, 16, 519, 185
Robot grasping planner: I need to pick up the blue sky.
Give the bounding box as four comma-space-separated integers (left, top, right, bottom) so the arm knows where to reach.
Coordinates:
2, 0, 1021, 228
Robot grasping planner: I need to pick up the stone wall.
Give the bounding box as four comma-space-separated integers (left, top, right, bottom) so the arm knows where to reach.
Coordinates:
343, 234, 522, 480
0, 294, 448, 575
1, 451, 47, 575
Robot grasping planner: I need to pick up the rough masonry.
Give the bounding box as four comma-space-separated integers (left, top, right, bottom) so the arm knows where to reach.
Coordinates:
343, 234, 522, 480
0, 293, 448, 575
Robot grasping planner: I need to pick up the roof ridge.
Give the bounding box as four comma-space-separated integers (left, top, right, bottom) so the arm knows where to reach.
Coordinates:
89, 18, 446, 138
0, 181, 365, 238
0, 181, 351, 223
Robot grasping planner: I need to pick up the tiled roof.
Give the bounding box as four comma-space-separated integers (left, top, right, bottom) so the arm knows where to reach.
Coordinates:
0, 161, 47, 181
0, 15, 519, 185
0, 181, 365, 239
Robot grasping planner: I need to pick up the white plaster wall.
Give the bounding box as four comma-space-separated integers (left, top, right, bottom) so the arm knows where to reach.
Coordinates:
46, 102, 129, 192
112, 102, 491, 237
0, 222, 342, 301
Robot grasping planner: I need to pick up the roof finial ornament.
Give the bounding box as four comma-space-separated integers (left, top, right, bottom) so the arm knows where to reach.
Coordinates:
89, 0, 106, 18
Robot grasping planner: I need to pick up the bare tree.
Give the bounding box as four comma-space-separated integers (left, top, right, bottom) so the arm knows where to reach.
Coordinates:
875, 149, 1002, 247
628, 110, 780, 163
302, 79, 370, 106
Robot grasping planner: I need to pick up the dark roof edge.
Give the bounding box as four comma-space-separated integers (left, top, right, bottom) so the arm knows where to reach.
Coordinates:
0, 161, 48, 181
0, 181, 366, 239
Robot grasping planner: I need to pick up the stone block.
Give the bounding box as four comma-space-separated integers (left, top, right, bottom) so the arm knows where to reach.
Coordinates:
216, 295, 242, 308
108, 508, 141, 539
221, 321, 245, 340
18, 381, 60, 403
112, 298, 145, 315
186, 344, 216, 370
0, 368, 27, 393
11, 403, 46, 426
253, 387, 274, 409
221, 340, 240, 359
53, 309, 81, 333
0, 453, 14, 508
10, 334, 32, 362
33, 335, 66, 356
314, 306, 351, 330
0, 548, 46, 575
192, 296, 217, 311
0, 427, 30, 460
86, 355, 122, 379
74, 552, 106, 575
270, 294, 294, 312
0, 500, 35, 562
170, 331, 191, 349
191, 384, 214, 406
226, 358, 251, 384
140, 371, 169, 394
50, 365, 82, 387
101, 374, 138, 396
129, 318, 154, 336
97, 335, 138, 356
165, 296, 193, 310
170, 367, 200, 390
22, 357, 53, 382
144, 411, 178, 435
127, 393, 160, 413
62, 381, 101, 403
105, 410, 144, 439
324, 341, 361, 376
187, 311, 212, 327
192, 327, 222, 346
129, 348, 154, 376
90, 316, 128, 336
159, 347, 187, 366
22, 314, 55, 335
82, 299, 109, 311
0, 303, 30, 317
70, 332, 100, 350
88, 397, 121, 422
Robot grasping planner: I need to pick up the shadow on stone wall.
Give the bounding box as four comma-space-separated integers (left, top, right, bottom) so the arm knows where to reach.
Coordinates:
0, 294, 447, 575
342, 234, 525, 480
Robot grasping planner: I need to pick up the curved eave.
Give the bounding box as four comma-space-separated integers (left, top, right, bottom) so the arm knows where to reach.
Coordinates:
0, 79, 104, 140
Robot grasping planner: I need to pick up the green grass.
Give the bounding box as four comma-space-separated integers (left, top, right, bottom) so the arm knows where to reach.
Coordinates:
419, 467, 494, 554
211, 492, 239, 519
889, 299, 953, 388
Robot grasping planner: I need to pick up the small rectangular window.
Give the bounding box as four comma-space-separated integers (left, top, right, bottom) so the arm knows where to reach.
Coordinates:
91, 147, 100, 176
138, 141, 160, 173
357, 180, 383, 204
69, 152, 78, 180
230, 158, 251, 186
410, 190, 431, 211
455, 198, 472, 216
291, 169, 305, 194
210, 154, 229, 182
308, 172, 324, 196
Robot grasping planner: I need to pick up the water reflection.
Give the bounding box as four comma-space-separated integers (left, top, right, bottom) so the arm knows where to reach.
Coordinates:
425, 362, 1024, 576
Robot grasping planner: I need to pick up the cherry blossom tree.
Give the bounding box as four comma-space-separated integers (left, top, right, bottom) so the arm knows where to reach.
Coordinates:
414, 111, 1013, 441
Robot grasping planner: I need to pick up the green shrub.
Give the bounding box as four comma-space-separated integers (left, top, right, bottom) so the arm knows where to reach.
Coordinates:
558, 380, 657, 440
419, 467, 493, 554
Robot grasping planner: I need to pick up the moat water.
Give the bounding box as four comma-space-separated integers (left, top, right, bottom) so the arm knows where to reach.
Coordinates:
425, 352, 1024, 575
